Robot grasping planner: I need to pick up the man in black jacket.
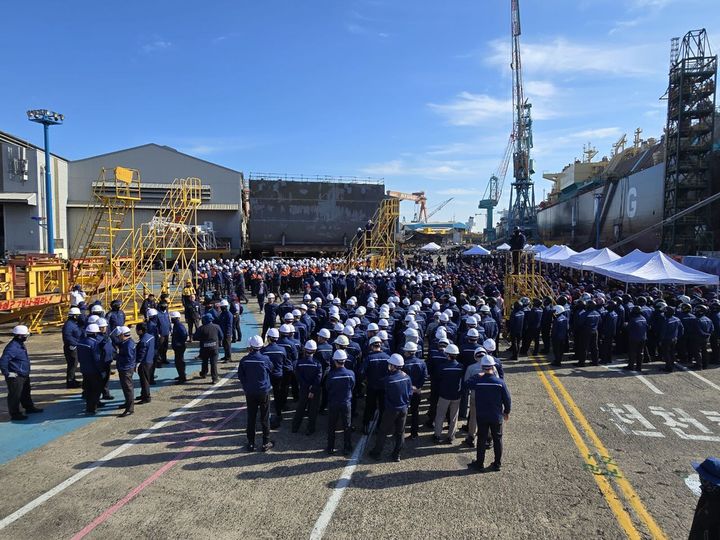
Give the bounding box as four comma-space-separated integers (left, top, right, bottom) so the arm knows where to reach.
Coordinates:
509, 227, 526, 274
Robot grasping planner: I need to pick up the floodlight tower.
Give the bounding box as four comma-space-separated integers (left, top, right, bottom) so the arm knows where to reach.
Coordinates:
27, 109, 64, 254
506, 0, 537, 239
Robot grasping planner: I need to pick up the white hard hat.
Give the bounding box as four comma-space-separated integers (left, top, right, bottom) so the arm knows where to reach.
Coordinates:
266, 328, 280, 339
88, 315, 100, 324
283, 293, 290, 300
147, 308, 158, 317
249, 335, 264, 348
404, 328, 419, 338
482, 338, 497, 352
69, 307, 81, 316
480, 305, 491, 313
553, 305, 565, 315
91, 305, 104, 314
317, 328, 331, 339
343, 326, 355, 337
291, 309, 301, 317
388, 353, 404, 367
439, 313, 449, 322
467, 328, 479, 338
86, 323, 100, 334
283, 312, 295, 321
97, 318, 108, 328
481, 356, 497, 367
170, 311, 181, 319
12, 325, 29, 336
369, 336, 382, 345
220, 299, 229, 307
332, 349, 348, 362
445, 343, 460, 355
279, 324, 294, 334
378, 330, 389, 340
120, 326, 132, 335
333, 322, 344, 333
268, 293, 276, 299
403, 341, 418, 353
378, 319, 389, 328
304, 339, 318, 351
474, 346, 487, 357
367, 323, 379, 332
334, 335, 350, 347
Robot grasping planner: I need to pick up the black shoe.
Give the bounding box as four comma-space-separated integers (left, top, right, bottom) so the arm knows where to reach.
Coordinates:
101, 394, 114, 400
136, 399, 150, 404
261, 441, 275, 452
66, 381, 81, 389
488, 462, 501, 471
343, 446, 353, 455
460, 424, 469, 432
462, 438, 475, 448
118, 410, 134, 418
174, 379, 186, 385
369, 450, 381, 460
117, 404, 128, 410
11, 414, 28, 420
149, 380, 157, 386
245, 443, 255, 452
622, 365, 634, 371
85, 409, 96, 415
211, 379, 219, 384
174, 376, 181, 381
25, 407, 43, 414
409, 432, 418, 439
326, 448, 336, 455
442, 438, 453, 445
573, 362, 585, 367
198, 373, 206, 378
391, 455, 401, 462
467, 460, 483, 471
96, 401, 106, 408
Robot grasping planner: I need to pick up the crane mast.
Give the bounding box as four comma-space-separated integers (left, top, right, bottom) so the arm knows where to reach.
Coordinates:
506, 0, 537, 239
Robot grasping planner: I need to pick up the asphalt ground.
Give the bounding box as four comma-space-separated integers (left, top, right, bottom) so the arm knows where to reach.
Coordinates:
0, 309, 718, 539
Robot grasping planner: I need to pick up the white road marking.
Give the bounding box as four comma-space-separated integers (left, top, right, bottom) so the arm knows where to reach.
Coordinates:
603, 363, 664, 395
309, 413, 379, 540
684, 473, 701, 497
0, 371, 237, 531
674, 363, 720, 392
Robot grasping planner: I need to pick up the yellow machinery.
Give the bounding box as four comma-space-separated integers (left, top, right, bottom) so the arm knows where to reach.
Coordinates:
345, 197, 400, 271
503, 250, 554, 317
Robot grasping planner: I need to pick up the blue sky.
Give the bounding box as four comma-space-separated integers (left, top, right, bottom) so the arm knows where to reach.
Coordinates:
1, 0, 718, 224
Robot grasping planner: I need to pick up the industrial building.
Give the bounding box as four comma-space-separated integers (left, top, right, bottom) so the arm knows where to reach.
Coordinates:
247, 174, 385, 254
68, 144, 246, 253
0, 130, 69, 258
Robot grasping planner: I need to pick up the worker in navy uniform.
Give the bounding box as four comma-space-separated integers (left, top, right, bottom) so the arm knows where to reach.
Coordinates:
550, 305, 568, 366
135, 322, 155, 404
509, 226, 526, 274
325, 349, 355, 455
676, 301, 694, 362
107, 299, 126, 336
369, 353, 413, 462
598, 301, 618, 364
689, 305, 714, 371
62, 306, 84, 389
576, 300, 601, 367
361, 336, 390, 434
262, 328, 288, 428
170, 311, 188, 383
401, 342, 427, 439
689, 457, 720, 539
291, 340, 323, 434
316, 328, 334, 414
624, 306, 648, 372
261, 293, 279, 337
77, 323, 105, 415
708, 300, 720, 364
96, 318, 115, 400
520, 299, 543, 356
433, 343, 464, 444
184, 294, 201, 342
540, 297, 554, 354
156, 302, 171, 366
659, 305, 683, 372
144, 308, 160, 384
218, 299, 234, 362
238, 335, 275, 452
115, 326, 136, 417
278, 323, 300, 401
466, 355, 511, 472
195, 313, 223, 383
508, 302, 524, 360
0, 325, 43, 421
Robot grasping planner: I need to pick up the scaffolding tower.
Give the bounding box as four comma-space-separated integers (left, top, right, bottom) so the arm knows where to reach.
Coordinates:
345, 197, 400, 271
503, 250, 553, 318
661, 29, 717, 254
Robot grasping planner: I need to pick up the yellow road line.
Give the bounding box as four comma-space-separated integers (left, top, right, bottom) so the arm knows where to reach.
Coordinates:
532, 362, 640, 540
546, 368, 668, 540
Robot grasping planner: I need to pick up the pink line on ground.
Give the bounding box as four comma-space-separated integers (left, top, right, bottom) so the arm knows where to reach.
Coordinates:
71, 406, 246, 540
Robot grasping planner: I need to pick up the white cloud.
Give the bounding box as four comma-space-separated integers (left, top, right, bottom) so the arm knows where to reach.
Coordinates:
361, 159, 473, 177
487, 38, 661, 77
570, 127, 623, 139
428, 92, 510, 126
525, 80, 558, 98
142, 39, 172, 53
175, 137, 256, 156
436, 188, 485, 196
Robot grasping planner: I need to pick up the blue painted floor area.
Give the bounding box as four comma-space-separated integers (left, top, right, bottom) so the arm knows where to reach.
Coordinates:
0, 318, 256, 466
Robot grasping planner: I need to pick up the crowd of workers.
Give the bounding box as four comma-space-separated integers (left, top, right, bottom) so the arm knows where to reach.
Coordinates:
2, 250, 720, 477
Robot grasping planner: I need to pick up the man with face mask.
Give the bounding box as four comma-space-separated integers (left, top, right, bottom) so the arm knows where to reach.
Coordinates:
0, 325, 43, 421
369, 353, 413, 462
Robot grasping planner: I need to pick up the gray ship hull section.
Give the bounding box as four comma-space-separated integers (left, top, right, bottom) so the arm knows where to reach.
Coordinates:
537, 163, 664, 253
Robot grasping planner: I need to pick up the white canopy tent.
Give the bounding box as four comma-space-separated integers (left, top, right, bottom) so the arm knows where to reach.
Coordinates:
560, 248, 599, 269
594, 250, 718, 285
462, 245, 491, 256
578, 248, 621, 271
535, 244, 563, 261
541, 246, 579, 263
531, 244, 548, 253
496, 243, 511, 251
419, 242, 442, 252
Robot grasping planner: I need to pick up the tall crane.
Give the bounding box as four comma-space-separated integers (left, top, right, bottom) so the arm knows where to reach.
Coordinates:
506, 0, 537, 239
427, 198, 454, 221
479, 134, 513, 242
386, 191, 428, 222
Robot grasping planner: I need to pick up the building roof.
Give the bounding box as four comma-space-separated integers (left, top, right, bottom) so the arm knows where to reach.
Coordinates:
71, 143, 243, 175
0, 129, 67, 160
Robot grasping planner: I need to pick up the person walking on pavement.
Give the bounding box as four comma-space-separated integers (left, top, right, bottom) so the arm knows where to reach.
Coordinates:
62, 307, 83, 389
170, 311, 188, 383
689, 457, 720, 539
195, 313, 223, 383
238, 335, 275, 452
361, 336, 389, 434
96, 318, 115, 401
135, 323, 155, 404
624, 306, 648, 372
218, 299, 234, 362
291, 340, 322, 435
369, 353, 413, 462
466, 356, 511, 472
76, 324, 105, 415
0, 325, 43, 421
433, 343, 464, 444
115, 326, 136, 417
401, 341, 427, 439
325, 349, 355, 455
